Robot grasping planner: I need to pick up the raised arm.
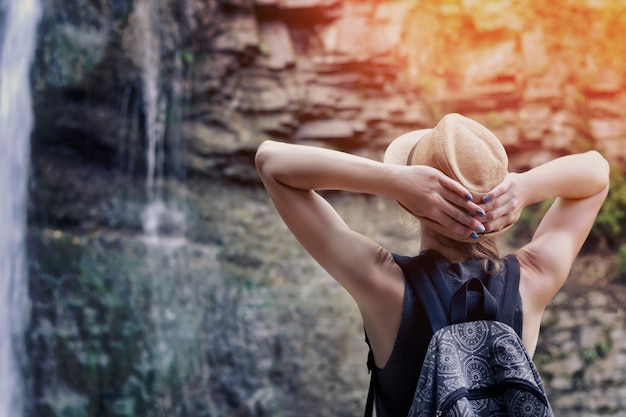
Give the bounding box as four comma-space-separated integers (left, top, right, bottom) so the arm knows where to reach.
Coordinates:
255, 140, 487, 299
256, 139, 495, 365
483, 151, 610, 306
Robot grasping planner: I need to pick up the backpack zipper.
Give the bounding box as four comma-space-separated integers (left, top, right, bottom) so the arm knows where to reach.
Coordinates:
436, 378, 549, 415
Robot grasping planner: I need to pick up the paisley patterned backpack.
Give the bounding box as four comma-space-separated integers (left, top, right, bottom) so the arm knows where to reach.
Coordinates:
365, 252, 553, 417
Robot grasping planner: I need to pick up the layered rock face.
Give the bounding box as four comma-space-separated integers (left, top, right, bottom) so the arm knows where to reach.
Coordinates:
32, 0, 626, 181
26, 0, 626, 416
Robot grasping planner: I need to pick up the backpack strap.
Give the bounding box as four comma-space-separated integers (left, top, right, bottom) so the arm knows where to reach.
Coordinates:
405, 252, 450, 332
449, 256, 522, 333
498, 255, 523, 335
450, 277, 498, 324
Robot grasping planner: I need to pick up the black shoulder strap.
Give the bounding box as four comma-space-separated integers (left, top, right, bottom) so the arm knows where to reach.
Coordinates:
403, 252, 450, 332
499, 255, 523, 335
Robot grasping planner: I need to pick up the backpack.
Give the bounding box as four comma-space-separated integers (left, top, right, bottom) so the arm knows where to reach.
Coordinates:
364, 252, 554, 417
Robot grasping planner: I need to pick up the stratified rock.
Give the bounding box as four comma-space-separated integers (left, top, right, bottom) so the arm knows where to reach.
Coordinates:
519, 103, 552, 141
442, 82, 521, 112
597, 138, 626, 163
276, 0, 339, 9
257, 19, 296, 70
294, 119, 355, 141
235, 83, 291, 112
589, 118, 626, 140
523, 77, 563, 105
584, 67, 623, 97
549, 110, 582, 150
460, 0, 526, 31
213, 12, 259, 52
184, 122, 239, 154
521, 30, 550, 78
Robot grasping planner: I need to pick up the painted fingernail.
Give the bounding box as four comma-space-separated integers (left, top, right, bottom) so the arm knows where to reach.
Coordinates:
469, 232, 479, 240
476, 224, 486, 233
476, 209, 485, 217
465, 193, 473, 201
482, 195, 491, 203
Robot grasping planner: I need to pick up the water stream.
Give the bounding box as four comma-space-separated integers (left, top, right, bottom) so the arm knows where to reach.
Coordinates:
0, 0, 41, 416
134, 0, 187, 245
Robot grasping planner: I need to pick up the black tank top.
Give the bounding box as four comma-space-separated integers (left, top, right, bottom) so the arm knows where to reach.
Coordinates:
370, 250, 523, 417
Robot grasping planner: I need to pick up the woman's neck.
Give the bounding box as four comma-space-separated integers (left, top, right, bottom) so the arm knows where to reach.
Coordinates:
419, 226, 470, 263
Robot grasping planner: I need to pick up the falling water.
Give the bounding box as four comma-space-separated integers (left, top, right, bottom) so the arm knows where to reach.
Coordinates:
0, 0, 41, 416
136, 0, 167, 240
136, 0, 165, 205
134, 0, 186, 244
127, 3, 196, 410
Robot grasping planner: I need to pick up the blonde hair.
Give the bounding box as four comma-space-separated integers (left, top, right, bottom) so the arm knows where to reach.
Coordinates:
433, 233, 502, 274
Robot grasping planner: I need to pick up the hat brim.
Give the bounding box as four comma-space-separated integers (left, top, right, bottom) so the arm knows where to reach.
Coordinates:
384, 129, 513, 242
383, 129, 432, 165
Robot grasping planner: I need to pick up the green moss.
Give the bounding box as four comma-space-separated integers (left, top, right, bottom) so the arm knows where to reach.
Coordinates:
578, 325, 613, 367
259, 42, 271, 56
486, 111, 506, 129
28, 232, 152, 417
181, 47, 195, 66
38, 22, 106, 87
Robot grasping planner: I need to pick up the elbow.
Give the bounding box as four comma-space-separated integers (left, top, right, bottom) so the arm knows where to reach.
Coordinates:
255, 140, 280, 179
586, 150, 610, 190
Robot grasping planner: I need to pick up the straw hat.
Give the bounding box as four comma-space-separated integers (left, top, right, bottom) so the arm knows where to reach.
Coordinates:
384, 113, 512, 242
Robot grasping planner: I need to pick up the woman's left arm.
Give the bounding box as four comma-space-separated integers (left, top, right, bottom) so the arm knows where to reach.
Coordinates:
255, 140, 486, 299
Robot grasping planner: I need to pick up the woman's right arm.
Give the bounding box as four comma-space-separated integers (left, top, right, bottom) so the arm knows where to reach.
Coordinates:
484, 150, 610, 307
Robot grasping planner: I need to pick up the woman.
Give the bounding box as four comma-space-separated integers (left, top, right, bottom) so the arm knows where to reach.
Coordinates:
255, 113, 609, 416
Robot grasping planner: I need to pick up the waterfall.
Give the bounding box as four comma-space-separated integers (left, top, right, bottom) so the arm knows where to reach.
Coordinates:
0, 0, 41, 416
135, 0, 165, 240
136, 0, 164, 205
133, 0, 186, 244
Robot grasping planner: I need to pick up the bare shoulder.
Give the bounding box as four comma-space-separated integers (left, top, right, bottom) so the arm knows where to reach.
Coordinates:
514, 247, 560, 355
514, 244, 564, 314
357, 244, 405, 308
358, 245, 406, 368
